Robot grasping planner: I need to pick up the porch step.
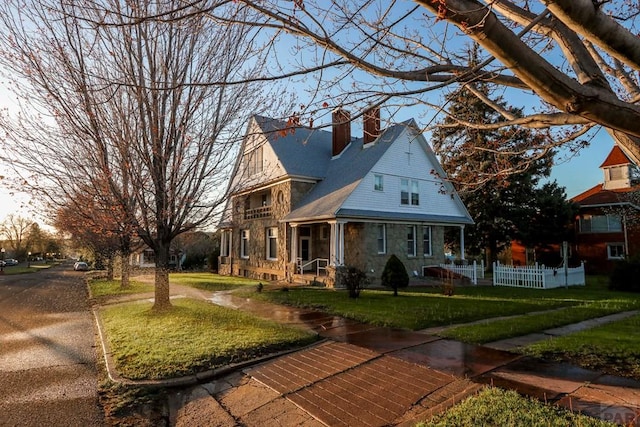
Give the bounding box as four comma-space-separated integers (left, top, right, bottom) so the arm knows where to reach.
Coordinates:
291, 274, 331, 287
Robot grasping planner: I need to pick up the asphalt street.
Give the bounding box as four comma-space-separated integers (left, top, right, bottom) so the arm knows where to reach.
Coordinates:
0, 263, 104, 426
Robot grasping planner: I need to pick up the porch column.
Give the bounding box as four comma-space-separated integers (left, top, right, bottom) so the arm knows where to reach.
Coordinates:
290, 224, 298, 265
460, 225, 466, 260
329, 222, 337, 266
337, 221, 346, 266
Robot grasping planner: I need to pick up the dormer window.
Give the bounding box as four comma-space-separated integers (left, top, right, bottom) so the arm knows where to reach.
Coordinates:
608, 166, 625, 181
600, 146, 635, 190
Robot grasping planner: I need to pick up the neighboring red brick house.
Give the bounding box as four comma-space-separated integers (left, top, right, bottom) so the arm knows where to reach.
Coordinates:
571, 146, 640, 273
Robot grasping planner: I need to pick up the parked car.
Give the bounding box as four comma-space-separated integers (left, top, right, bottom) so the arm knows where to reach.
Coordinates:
4, 259, 18, 266
73, 262, 89, 271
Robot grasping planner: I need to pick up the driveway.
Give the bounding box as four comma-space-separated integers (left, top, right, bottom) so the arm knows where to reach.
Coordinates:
0, 264, 104, 426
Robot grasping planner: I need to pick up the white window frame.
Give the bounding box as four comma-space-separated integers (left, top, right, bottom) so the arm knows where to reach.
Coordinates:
247, 146, 263, 176
422, 226, 432, 257
607, 243, 625, 260
400, 178, 419, 206
400, 179, 409, 205
579, 214, 622, 233
374, 174, 384, 191
266, 227, 278, 261
407, 225, 417, 257
411, 180, 419, 205
240, 229, 249, 259
377, 224, 386, 254
220, 230, 231, 257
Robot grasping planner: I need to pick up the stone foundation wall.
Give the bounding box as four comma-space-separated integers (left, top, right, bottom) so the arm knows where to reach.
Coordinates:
344, 222, 446, 285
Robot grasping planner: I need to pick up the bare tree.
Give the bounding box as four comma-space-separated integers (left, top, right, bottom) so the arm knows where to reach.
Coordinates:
54, 188, 140, 284
0, 1, 274, 310
62, 2, 640, 177
230, 1, 640, 164
0, 214, 33, 258
101, 0, 628, 177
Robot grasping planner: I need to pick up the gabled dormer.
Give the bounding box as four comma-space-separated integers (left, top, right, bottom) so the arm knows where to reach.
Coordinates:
600, 145, 637, 190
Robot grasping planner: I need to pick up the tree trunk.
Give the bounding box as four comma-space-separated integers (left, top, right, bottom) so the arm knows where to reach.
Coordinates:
106, 255, 114, 281
152, 242, 172, 311
486, 237, 502, 272
120, 251, 131, 290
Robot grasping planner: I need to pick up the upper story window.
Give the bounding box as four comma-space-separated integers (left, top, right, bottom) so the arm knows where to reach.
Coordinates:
579, 214, 622, 233
608, 166, 625, 181
247, 146, 263, 176
374, 174, 384, 191
401, 179, 419, 206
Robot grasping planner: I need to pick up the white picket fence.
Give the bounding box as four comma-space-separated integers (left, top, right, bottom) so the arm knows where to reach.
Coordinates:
492, 261, 586, 289
438, 260, 485, 285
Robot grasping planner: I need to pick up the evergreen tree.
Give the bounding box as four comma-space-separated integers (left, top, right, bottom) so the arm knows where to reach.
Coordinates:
381, 254, 409, 297
518, 182, 578, 253
432, 80, 573, 265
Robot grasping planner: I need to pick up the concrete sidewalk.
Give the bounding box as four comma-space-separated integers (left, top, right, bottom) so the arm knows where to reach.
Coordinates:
93, 282, 640, 426
164, 292, 640, 426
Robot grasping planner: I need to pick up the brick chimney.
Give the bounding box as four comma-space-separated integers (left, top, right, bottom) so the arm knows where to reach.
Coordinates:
332, 108, 351, 156
363, 106, 381, 144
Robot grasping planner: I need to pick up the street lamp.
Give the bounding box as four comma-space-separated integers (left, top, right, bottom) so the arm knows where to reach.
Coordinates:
1, 248, 4, 274
28, 252, 31, 268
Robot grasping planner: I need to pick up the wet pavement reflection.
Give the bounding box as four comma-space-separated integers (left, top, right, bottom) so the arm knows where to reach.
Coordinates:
207, 289, 640, 425
390, 339, 522, 377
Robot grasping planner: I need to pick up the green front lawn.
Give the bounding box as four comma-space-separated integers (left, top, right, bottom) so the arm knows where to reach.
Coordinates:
440, 300, 640, 344
420, 387, 614, 427
245, 277, 640, 333
169, 272, 259, 291
89, 279, 154, 298
524, 314, 640, 380
100, 298, 317, 380
245, 287, 575, 330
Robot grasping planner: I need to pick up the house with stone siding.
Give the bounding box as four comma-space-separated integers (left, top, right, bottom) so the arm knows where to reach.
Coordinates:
217, 108, 473, 285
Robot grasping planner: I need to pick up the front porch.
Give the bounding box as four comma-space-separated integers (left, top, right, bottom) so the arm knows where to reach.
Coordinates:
287, 220, 468, 287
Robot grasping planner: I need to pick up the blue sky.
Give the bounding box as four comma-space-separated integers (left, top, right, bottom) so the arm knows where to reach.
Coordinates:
0, 114, 611, 224
0, 14, 616, 226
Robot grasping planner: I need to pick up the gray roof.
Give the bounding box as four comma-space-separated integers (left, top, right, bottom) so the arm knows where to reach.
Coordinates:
255, 115, 333, 179
284, 124, 406, 222
220, 115, 472, 228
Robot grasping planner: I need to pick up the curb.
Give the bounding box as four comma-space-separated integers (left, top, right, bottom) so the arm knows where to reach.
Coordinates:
91, 304, 326, 389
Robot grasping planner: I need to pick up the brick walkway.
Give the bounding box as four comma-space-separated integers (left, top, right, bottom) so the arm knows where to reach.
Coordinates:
122, 286, 640, 426
244, 341, 481, 427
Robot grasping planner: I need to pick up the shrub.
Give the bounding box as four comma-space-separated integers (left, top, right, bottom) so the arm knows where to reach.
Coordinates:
610, 255, 640, 292
335, 266, 369, 298
381, 254, 409, 296
179, 253, 207, 270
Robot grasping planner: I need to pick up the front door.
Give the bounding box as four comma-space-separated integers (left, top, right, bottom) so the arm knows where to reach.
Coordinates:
298, 227, 312, 271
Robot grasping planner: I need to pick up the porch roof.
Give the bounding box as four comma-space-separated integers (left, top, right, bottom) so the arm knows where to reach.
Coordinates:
284, 209, 473, 225
335, 209, 475, 225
